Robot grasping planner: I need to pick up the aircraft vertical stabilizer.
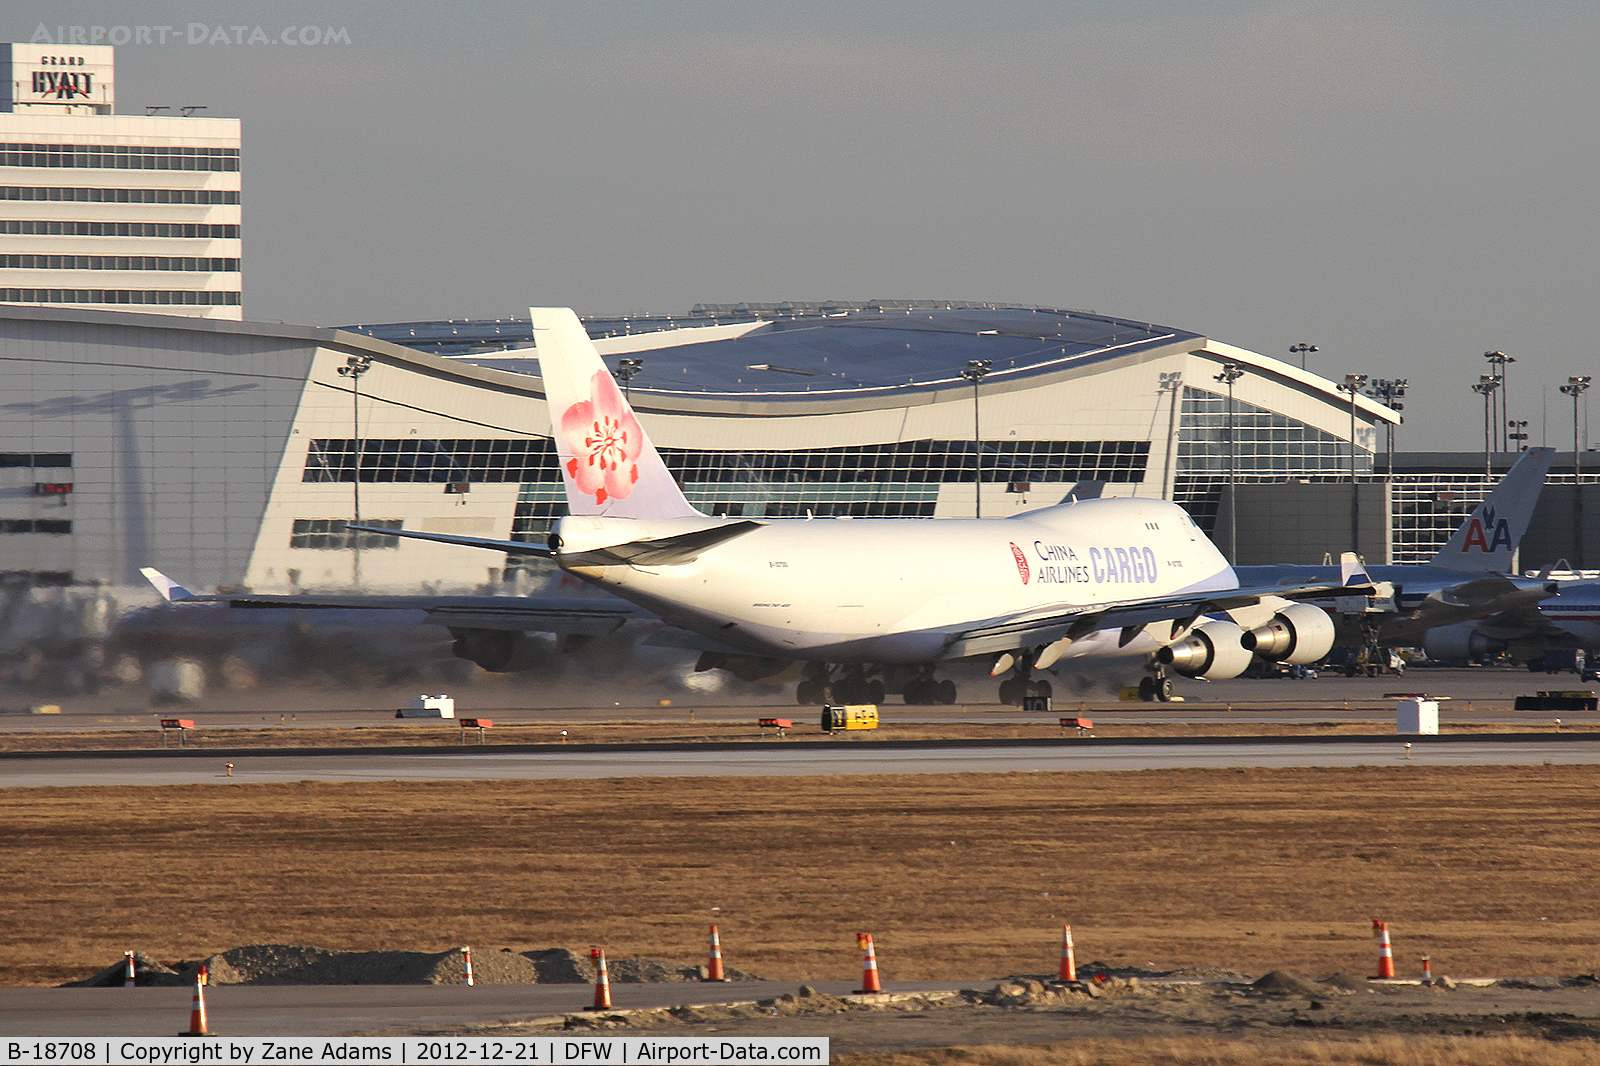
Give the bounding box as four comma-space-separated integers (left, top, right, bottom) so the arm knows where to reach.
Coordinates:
531, 307, 702, 520
1430, 447, 1554, 573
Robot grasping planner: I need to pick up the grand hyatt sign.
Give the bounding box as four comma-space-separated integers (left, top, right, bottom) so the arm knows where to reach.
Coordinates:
31, 69, 93, 99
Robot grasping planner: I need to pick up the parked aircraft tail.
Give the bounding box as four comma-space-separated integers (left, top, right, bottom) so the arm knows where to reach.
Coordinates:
139, 567, 194, 602
531, 307, 702, 521
1429, 447, 1554, 573
1339, 552, 1369, 586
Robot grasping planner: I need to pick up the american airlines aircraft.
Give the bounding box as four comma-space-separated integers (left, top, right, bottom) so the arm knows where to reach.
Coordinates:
1230, 447, 1558, 668
296, 307, 1369, 705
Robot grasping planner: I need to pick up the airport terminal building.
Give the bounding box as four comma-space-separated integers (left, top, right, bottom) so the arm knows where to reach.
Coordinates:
0, 298, 1403, 593
6, 298, 1600, 596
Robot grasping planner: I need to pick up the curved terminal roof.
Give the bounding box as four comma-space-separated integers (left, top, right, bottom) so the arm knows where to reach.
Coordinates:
344, 301, 1398, 424
344, 302, 1200, 404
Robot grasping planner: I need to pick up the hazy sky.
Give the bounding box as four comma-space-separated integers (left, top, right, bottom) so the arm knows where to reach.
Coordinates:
16, 1, 1600, 451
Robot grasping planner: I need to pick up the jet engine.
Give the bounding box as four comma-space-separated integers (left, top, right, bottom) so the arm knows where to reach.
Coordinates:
1240, 603, 1336, 665
1156, 619, 1254, 679
1422, 622, 1507, 664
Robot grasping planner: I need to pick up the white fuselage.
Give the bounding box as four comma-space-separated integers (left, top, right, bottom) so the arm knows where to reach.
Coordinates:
553, 497, 1236, 664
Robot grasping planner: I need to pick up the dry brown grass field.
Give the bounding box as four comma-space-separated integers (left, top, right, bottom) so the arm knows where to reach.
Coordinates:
2, 764, 1598, 990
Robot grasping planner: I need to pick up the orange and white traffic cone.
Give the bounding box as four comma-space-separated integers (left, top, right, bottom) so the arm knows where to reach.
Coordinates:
705, 925, 726, 982
461, 946, 475, 986
1058, 925, 1077, 983
177, 973, 209, 1036
1420, 956, 1432, 984
124, 951, 136, 988
1374, 921, 1395, 979
855, 933, 882, 994
589, 948, 612, 1010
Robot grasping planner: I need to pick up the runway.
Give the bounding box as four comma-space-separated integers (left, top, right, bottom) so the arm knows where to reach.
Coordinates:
4, 735, 1598, 787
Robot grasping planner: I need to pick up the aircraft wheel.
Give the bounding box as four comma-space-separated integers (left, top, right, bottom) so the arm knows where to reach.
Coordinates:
936, 679, 958, 704
997, 679, 1019, 705
1031, 679, 1053, 699
796, 679, 824, 705
1138, 676, 1157, 702
866, 679, 886, 704
1156, 677, 1175, 701
903, 679, 930, 705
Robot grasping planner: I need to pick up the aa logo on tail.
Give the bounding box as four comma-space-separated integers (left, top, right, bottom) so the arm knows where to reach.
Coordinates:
1461, 505, 1513, 553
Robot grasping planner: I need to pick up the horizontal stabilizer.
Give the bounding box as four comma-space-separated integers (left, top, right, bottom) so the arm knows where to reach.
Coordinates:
347, 525, 554, 557
561, 521, 765, 567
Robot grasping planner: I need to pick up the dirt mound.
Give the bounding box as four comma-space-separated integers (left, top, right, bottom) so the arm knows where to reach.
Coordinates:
522, 948, 758, 984
1252, 970, 1322, 995
67, 945, 757, 987
62, 951, 186, 988
1320, 971, 1369, 991
193, 944, 509, 985
524, 948, 594, 984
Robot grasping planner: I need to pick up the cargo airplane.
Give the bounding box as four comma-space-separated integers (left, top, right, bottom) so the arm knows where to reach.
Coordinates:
230, 306, 1367, 706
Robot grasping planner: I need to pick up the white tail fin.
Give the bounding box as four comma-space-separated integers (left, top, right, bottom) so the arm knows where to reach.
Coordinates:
139, 567, 194, 601
1430, 446, 1554, 573
1338, 552, 1369, 586
531, 307, 702, 520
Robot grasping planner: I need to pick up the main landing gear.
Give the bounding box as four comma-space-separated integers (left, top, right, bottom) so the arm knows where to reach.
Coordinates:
1137, 662, 1175, 702
795, 664, 884, 705
795, 663, 957, 705
995, 649, 1052, 706
902, 669, 958, 705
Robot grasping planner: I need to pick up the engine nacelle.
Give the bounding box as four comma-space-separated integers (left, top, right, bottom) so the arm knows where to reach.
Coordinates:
1241, 603, 1336, 665
1157, 619, 1254, 679
1422, 622, 1506, 664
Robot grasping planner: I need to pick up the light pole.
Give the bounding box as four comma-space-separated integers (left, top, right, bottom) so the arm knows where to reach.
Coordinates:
1507, 419, 1529, 451
1214, 363, 1244, 563
615, 357, 643, 399
1484, 351, 1514, 451
1158, 371, 1183, 501
1364, 378, 1407, 483
960, 360, 992, 518
1338, 374, 1368, 556
1561, 375, 1591, 569
1289, 343, 1318, 371
337, 354, 373, 587
1471, 375, 1500, 482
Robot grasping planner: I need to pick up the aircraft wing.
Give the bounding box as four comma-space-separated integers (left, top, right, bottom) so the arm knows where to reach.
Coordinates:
942, 580, 1374, 660
140, 569, 647, 635
1378, 576, 1557, 644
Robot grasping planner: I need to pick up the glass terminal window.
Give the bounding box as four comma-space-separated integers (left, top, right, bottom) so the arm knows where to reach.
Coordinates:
289, 518, 402, 550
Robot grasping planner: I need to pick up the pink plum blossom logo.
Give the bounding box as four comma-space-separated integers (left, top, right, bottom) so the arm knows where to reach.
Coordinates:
560, 371, 643, 506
